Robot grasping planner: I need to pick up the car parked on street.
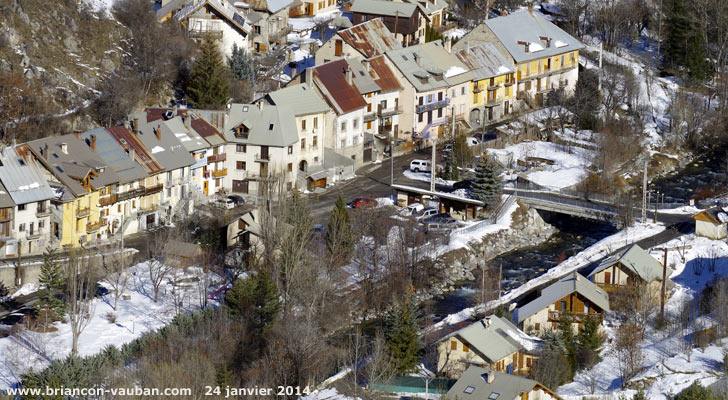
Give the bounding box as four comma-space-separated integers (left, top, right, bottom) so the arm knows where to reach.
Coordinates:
215, 197, 235, 209
409, 159, 432, 173
227, 195, 245, 207
399, 202, 425, 217
347, 197, 378, 208
414, 207, 438, 221
422, 213, 459, 232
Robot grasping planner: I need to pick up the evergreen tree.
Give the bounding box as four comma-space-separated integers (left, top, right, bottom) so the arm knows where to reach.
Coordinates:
35, 248, 66, 324
227, 43, 255, 85
557, 311, 577, 373
663, 0, 712, 83
577, 315, 604, 353
215, 364, 234, 388
674, 382, 718, 400
439, 153, 459, 181
326, 195, 354, 265
187, 34, 231, 109
470, 156, 503, 209
385, 293, 420, 374
452, 133, 473, 169
633, 389, 647, 400
224, 269, 280, 337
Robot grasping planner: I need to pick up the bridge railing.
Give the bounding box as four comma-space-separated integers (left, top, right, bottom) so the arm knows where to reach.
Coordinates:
451, 194, 517, 237
513, 190, 618, 214
505, 181, 617, 204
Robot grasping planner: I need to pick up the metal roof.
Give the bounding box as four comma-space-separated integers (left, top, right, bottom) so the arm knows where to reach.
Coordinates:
386, 41, 471, 92
514, 271, 610, 324
130, 111, 197, 172
27, 135, 121, 198
312, 59, 368, 115
409, 0, 447, 15
105, 126, 164, 175
145, 108, 225, 147
265, 83, 331, 116
484, 9, 584, 63
223, 103, 299, 147
447, 366, 558, 400
337, 18, 403, 58
0, 181, 14, 208
80, 128, 148, 184
586, 244, 665, 284
445, 316, 524, 363
349, 59, 380, 94
350, 0, 419, 17
693, 207, 728, 225
0, 144, 55, 206
368, 55, 403, 92
455, 42, 515, 80
175, 0, 252, 34
246, 0, 295, 13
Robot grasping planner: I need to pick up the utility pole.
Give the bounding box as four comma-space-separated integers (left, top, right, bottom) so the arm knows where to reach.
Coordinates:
15, 240, 22, 287
661, 247, 667, 319
390, 136, 395, 197
654, 190, 659, 223
498, 261, 502, 300
430, 133, 436, 193
642, 159, 648, 223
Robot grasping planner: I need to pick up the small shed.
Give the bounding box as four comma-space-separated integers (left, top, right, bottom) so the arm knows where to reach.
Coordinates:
692, 207, 728, 240
392, 184, 484, 221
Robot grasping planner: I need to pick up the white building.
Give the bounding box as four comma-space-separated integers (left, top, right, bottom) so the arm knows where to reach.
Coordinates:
174, 0, 252, 57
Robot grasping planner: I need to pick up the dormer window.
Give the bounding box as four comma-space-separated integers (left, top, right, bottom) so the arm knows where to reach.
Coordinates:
235, 124, 250, 139
268, 124, 274, 131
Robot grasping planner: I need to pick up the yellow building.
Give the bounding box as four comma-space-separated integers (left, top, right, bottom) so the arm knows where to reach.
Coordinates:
27, 135, 120, 248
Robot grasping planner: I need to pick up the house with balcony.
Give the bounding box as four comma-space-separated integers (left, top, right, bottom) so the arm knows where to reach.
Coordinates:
454, 8, 583, 108
314, 18, 403, 65
437, 315, 536, 379
350, 0, 428, 47
404, 0, 448, 30
385, 40, 472, 145
27, 135, 121, 248
513, 272, 610, 335
244, 0, 296, 54
289, 0, 335, 18
0, 144, 57, 262
222, 102, 299, 195
455, 42, 517, 127
263, 83, 331, 190
447, 366, 561, 400
581, 244, 670, 301
174, 0, 253, 57
128, 112, 197, 222
310, 59, 368, 167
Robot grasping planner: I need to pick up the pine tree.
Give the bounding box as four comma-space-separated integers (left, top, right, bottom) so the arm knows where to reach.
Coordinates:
187, 34, 231, 109
215, 364, 234, 388
557, 311, 577, 374
224, 269, 280, 337
577, 315, 604, 353
674, 382, 718, 400
35, 248, 66, 324
452, 133, 473, 169
439, 153, 459, 181
470, 156, 503, 209
227, 43, 255, 85
385, 293, 421, 374
663, 0, 712, 83
326, 195, 354, 265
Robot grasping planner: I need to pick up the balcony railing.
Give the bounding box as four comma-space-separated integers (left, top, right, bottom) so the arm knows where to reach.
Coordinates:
211, 168, 227, 178
378, 125, 393, 135
378, 106, 403, 117
207, 153, 227, 163
86, 219, 105, 233
255, 153, 270, 162
77, 207, 90, 218
363, 111, 378, 122
27, 228, 43, 239
189, 29, 223, 40
99, 194, 118, 207
596, 283, 623, 293
268, 26, 291, 44
548, 310, 603, 323
145, 184, 164, 195
0, 209, 12, 222
416, 98, 450, 114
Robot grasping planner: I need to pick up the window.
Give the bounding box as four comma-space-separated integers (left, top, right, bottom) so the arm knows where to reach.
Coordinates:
301, 138, 306, 150
418, 113, 424, 123
353, 136, 358, 145
314, 156, 319, 162
340, 139, 346, 148
561, 54, 565, 66
419, 97, 423, 106
19, 223, 25, 232
287, 163, 293, 172
450, 341, 457, 350
451, 89, 455, 97
534, 322, 540, 331
527, 358, 532, 367
236, 144, 247, 153
427, 94, 433, 103
312, 136, 318, 147
167, 171, 172, 182
463, 343, 469, 352
288, 145, 293, 155
438, 91, 443, 101
438, 108, 442, 118
353, 118, 359, 129
341, 121, 347, 132
301, 119, 306, 131
132, 200, 136, 208
18, 204, 25, 211
238, 220, 246, 229
461, 87, 466, 95
561, 301, 567, 312
118, 204, 122, 213
236, 161, 246, 170
167, 188, 171, 198
488, 392, 500, 399
464, 386, 475, 394
39, 220, 44, 228
313, 117, 318, 129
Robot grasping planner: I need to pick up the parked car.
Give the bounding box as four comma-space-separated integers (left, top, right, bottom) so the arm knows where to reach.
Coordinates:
423, 218, 459, 233
399, 202, 425, 217
347, 197, 378, 208
414, 207, 438, 221
453, 179, 473, 190
473, 131, 497, 143
409, 159, 432, 173
423, 213, 457, 224
215, 197, 235, 209
227, 195, 245, 207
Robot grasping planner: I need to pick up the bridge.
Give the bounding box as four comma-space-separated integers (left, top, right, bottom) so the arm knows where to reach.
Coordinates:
504, 185, 620, 222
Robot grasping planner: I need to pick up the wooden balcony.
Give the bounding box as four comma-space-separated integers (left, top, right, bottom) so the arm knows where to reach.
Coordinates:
144, 184, 164, 195
378, 125, 393, 135
363, 111, 378, 122
207, 153, 227, 163
27, 228, 43, 239
211, 168, 228, 178
189, 29, 223, 40
596, 283, 623, 293
86, 219, 105, 233
255, 153, 270, 162
99, 194, 118, 207
0, 209, 12, 222
76, 207, 90, 218
548, 310, 603, 323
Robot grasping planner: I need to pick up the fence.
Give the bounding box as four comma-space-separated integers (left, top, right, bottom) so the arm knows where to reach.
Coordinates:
453, 194, 516, 237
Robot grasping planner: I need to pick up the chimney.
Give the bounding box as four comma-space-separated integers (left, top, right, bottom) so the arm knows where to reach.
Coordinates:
344, 66, 352, 85
527, 1, 534, 13
539, 35, 552, 48
362, 58, 371, 72
304, 67, 313, 87
90, 134, 97, 150
257, 101, 264, 111
43, 144, 49, 159
154, 124, 161, 140
73, 131, 82, 140
128, 147, 135, 161
60, 142, 68, 154
481, 372, 496, 384
518, 41, 530, 53
444, 37, 452, 53
184, 115, 191, 130
414, 53, 422, 67
132, 118, 139, 134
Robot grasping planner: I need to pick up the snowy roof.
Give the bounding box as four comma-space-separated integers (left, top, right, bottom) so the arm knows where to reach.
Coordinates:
223, 103, 299, 147
693, 207, 728, 225
174, 0, 251, 35
483, 9, 584, 63
265, 83, 331, 116
386, 41, 472, 92
0, 144, 57, 206
442, 316, 525, 363
454, 42, 515, 80
585, 244, 666, 284
350, 0, 420, 18
128, 111, 196, 172
513, 272, 610, 324
447, 366, 554, 400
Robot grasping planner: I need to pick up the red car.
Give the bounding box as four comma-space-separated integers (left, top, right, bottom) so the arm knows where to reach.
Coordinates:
347, 197, 378, 208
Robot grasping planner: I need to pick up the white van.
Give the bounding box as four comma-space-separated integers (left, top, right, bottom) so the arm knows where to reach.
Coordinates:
409, 159, 432, 172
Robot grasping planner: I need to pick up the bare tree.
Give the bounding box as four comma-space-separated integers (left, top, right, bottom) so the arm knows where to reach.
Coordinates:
146, 228, 175, 303
65, 248, 99, 356
101, 247, 132, 311
613, 321, 645, 387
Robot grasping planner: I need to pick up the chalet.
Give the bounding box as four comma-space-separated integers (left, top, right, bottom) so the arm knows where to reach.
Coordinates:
289, 0, 335, 17
513, 272, 610, 335
405, 0, 448, 29
582, 244, 669, 297
315, 18, 403, 64
244, 0, 296, 54
350, 0, 429, 47
692, 207, 728, 239
447, 366, 561, 400
173, 0, 252, 57
437, 315, 536, 379
453, 8, 583, 108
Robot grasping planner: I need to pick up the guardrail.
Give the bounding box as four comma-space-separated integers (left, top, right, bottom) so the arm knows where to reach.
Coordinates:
451, 194, 516, 237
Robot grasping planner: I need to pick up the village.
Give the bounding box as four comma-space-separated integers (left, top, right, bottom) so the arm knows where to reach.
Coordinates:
0, 0, 728, 398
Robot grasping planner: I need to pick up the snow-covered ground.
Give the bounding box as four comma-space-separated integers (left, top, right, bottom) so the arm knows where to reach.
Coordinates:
403, 169, 457, 187
559, 234, 728, 399
0, 261, 224, 390
487, 141, 595, 189
81, 0, 115, 18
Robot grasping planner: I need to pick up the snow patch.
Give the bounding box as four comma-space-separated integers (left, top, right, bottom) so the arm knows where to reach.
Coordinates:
554, 40, 568, 48
444, 65, 467, 78
151, 146, 165, 154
